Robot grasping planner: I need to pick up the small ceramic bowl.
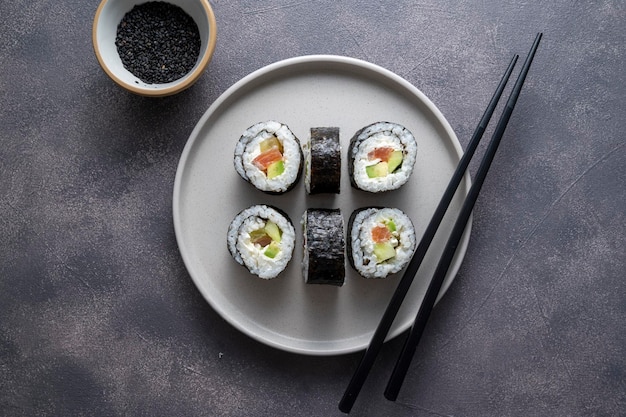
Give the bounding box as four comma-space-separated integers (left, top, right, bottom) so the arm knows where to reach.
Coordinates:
93, 0, 217, 97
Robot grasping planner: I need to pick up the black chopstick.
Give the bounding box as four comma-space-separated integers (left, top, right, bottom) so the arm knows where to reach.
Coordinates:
384, 32, 543, 402
338, 54, 520, 414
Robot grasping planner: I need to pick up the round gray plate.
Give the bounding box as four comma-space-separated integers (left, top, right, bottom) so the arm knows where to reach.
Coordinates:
173, 55, 471, 355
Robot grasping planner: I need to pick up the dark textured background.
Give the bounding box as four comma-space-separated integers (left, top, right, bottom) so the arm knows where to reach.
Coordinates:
1, 1, 624, 416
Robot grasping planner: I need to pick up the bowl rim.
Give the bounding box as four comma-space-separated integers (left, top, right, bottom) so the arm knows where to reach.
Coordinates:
92, 0, 217, 97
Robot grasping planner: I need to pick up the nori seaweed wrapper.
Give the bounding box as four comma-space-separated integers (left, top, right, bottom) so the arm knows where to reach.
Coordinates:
346, 206, 417, 279
227, 205, 296, 279
307, 127, 341, 194
303, 208, 345, 286
234, 121, 304, 195
347, 121, 417, 192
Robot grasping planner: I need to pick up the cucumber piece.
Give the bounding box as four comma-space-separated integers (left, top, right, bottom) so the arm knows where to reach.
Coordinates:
264, 221, 282, 243
387, 150, 403, 173
374, 242, 396, 262
365, 161, 389, 178
267, 160, 285, 179
385, 219, 397, 232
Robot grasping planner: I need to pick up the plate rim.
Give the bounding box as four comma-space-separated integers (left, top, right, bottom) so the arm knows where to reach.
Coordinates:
173, 54, 471, 355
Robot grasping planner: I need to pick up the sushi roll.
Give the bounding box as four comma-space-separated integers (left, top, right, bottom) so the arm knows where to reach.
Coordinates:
348, 207, 416, 279
302, 209, 345, 286
234, 121, 303, 194
304, 127, 341, 194
348, 122, 417, 192
227, 205, 296, 279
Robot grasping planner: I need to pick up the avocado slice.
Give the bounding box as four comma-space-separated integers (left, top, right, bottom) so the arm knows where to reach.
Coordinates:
266, 160, 285, 179
374, 242, 396, 263
264, 221, 282, 243
387, 150, 403, 173
264, 242, 280, 258
260, 136, 283, 153
365, 161, 389, 178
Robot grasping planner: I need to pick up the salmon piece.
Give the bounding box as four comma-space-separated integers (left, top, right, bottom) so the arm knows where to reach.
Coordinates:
367, 147, 394, 162
252, 147, 283, 171
371, 225, 392, 242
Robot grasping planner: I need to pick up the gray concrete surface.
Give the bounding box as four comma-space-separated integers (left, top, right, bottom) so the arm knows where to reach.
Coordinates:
1, 1, 624, 416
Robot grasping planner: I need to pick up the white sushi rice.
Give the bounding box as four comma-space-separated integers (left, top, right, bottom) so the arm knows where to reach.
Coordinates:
350, 207, 416, 279
227, 205, 296, 279
300, 208, 345, 285
351, 122, 417, 192
234, 121, 302, 193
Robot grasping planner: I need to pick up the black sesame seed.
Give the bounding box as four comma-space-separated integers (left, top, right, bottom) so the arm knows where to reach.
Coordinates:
115, 1, 201, 85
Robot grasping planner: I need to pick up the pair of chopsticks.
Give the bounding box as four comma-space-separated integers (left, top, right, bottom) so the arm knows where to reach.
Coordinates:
339, 33, 543, 413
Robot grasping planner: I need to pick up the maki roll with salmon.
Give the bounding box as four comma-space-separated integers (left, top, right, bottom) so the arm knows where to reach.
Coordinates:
227, 205, 296, 279
302, 208, 345, 286
304, 127, 341, 194
348, 122, 417, 192
348, 207, 416, 279
234, 121, 303, 194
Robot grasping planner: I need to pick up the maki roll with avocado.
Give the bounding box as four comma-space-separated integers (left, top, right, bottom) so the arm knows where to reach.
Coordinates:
348, 122, 417, 192
234, 121, 303, 194
348, 207, 416, 279
302, 209, 345, 286
304, 127, 341, 194
227, 205, 296, 279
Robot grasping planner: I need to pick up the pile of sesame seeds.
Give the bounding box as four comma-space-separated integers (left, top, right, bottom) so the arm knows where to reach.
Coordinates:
115, 2, 201, 84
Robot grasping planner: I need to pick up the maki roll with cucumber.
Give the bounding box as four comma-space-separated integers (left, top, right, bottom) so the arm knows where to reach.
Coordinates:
302, 209, 345, 286
234, 121, 303, 194
348, 207, 416, 279
227, 205, 296, 279
348, 122, 417, 193
304, 127, 341, 194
